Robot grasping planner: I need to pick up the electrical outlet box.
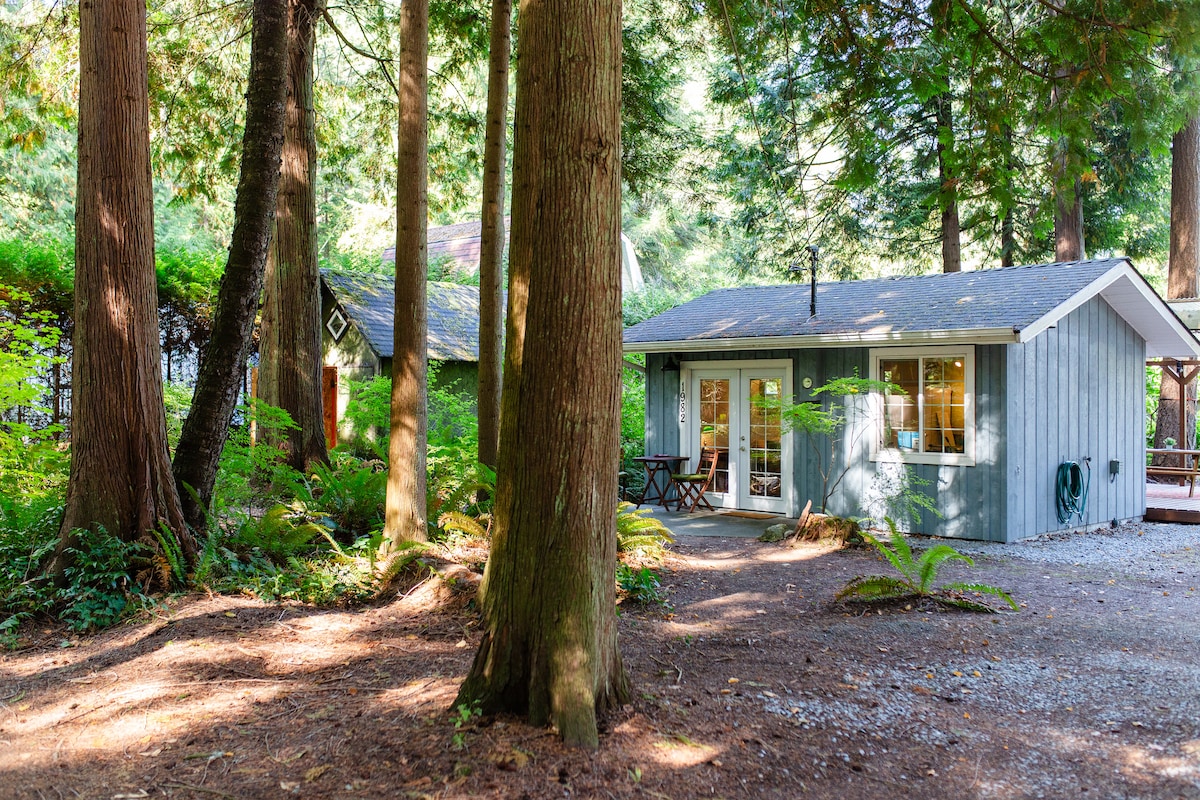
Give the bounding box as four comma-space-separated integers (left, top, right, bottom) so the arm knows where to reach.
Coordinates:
1109, 459, 1120, 476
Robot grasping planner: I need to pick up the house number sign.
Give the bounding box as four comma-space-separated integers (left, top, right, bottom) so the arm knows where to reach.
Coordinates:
678, 380, 686, 424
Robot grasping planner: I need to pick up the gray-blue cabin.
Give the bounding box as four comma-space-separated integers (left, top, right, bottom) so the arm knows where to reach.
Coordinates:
623, 259, 1200, 542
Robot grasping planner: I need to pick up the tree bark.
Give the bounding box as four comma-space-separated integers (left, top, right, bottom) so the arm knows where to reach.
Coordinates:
1154, 115, 1200, 456
52, 0, 192, 580
1053, 144, 1086, 261
383, 0, 428, 548
258, 0, 329, 473
1000, 207, 1016, 267
476, 0, 511, 471
935, 97, 961, 273
172, 0, 290, 530
1000, 123, 1017, 267
456, 0, 629, 749
930, 0, 960, 274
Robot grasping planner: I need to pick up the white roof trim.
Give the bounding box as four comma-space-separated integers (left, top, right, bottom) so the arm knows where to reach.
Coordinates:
623, 327, 1021, 354
1017, 261, 1200, 358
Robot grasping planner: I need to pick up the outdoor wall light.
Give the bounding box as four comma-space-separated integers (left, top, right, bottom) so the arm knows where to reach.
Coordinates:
662, 353, 681, 373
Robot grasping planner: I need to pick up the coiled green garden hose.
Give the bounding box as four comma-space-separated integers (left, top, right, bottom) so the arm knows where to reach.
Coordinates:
1056, 459, 1090, 525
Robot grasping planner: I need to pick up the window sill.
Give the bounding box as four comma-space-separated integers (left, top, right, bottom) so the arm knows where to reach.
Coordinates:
871, 449, 975, 468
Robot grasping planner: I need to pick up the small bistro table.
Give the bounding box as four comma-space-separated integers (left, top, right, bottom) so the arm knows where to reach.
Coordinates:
632, 455, 688, 508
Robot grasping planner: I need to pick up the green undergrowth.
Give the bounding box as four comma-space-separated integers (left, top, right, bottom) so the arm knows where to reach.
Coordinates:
616, 503, 675, 608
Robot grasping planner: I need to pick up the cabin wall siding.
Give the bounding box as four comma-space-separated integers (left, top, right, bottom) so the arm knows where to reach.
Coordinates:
815, 346, 1008, 542
1004, 296, 1145, 541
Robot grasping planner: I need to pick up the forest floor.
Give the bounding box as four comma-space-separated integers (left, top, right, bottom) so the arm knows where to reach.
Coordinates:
5, 520, 1200, 800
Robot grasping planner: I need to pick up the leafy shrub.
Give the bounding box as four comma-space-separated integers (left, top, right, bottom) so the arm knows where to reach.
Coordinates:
837, 518, 1018, 613
213, 400, 303, 513
58, 527, 156, 631
340, 374, 391, 457
0, 500, 62, 643
621, 359, 646, 492
616, 563, 668, 607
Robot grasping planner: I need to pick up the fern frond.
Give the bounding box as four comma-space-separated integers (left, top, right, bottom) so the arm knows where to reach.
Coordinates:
861, 530, 912, 582
935, 596, 999, 613
377, 541, 432, 585
616, 504, 674, 554
151, 524, 185, 587
835, 575, 913, 602
916, 545, 973, 592
439, 511, 489, 540
943, 582, 1019, 611
884, 520, 917, 575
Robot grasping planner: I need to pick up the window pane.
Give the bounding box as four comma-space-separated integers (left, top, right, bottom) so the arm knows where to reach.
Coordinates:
880, 358, 919, 450
923, 356, 965, 454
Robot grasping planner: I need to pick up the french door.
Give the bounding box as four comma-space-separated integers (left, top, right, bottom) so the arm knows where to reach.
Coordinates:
682, 361, 791, 514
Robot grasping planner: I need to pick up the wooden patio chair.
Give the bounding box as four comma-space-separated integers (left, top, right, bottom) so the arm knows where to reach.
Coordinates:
671, 448, 720, 512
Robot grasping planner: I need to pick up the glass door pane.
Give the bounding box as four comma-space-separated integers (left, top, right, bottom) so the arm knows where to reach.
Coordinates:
747, 378, 783, 499
699, 377, 731, 493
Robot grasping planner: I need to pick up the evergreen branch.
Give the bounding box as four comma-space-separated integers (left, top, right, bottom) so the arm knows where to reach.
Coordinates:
320, 9, 397, 96
953, 0, 1054, 81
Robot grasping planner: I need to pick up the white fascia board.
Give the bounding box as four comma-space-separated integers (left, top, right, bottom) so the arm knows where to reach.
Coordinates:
622, 327, 1020, 354
1017, 262, 1200, 358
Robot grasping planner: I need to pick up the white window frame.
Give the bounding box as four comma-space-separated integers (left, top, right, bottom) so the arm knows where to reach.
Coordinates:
869, 345, 975, 467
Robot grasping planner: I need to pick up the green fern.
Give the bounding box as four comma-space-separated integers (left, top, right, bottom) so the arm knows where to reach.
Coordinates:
616, 502, 675, 558
377, 541, 433, 587
839, 518, 1017, 613
151, 523, 186, 588
231, 505, 329, 564
438, 510, 489, 540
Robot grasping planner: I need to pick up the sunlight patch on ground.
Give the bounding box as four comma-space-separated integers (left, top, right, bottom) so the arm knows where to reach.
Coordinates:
646, 735, 722, 767
685, 591, 777, 620
374, 677, 462, 714
745, 545, 835, 563
3, 678, 289, 768
1115, 742, 1200, 786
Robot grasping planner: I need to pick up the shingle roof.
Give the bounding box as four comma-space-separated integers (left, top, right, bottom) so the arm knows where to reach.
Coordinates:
623, 258, 1200, 357
321, 269, 483, 362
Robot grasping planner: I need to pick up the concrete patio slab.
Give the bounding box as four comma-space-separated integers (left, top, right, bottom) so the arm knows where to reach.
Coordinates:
639, 503, 798, 539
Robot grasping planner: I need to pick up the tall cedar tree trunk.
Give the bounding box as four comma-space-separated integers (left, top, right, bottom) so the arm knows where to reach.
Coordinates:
456, 0, 630, 748
1000, 124, 1017, 267
173, 0, 289, 529
383, 0, 428, 548
1052, 142, 1086, 261
1054, 176, 1086, 261
258, 0, 329, 472
930, 0, 960, 273
52, 0, 192, 581
1154, 115, 1200, 457
476, 0, 512, 471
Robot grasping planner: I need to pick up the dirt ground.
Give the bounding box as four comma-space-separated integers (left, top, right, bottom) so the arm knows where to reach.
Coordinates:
4, 522, 1200, 800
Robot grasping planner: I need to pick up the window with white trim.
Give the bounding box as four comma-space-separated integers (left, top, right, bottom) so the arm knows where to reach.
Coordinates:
870, 346, 975, 466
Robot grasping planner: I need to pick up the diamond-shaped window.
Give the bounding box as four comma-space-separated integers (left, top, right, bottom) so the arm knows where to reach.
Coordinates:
326, 308, 349, 342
